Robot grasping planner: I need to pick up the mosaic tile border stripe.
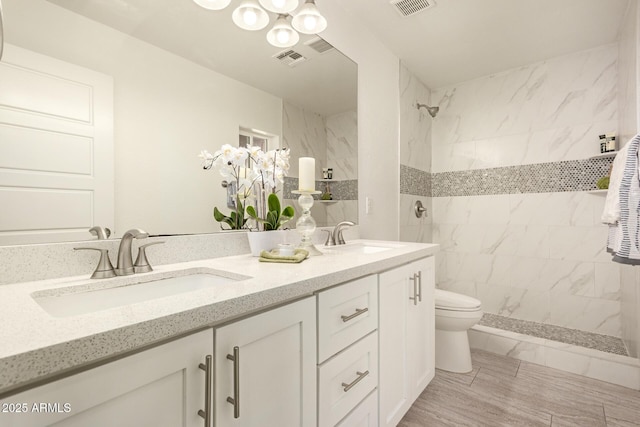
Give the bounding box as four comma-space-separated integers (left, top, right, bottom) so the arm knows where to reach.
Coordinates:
400, 158, 614, 197
479, 313, 628, 356
283, 177, 358, 200
400, 164, 432, 197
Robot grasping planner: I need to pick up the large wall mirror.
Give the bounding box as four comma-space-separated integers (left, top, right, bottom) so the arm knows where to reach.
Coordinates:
0, 0, 357, 244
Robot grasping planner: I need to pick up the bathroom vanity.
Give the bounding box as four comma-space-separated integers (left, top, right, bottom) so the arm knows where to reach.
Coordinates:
0, 239, 438, 426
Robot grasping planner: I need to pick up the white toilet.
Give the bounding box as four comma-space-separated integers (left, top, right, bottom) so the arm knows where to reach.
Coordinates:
434, 289, 483, 373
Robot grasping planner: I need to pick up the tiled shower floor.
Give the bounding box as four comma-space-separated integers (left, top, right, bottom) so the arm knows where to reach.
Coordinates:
478, 313, 629, 356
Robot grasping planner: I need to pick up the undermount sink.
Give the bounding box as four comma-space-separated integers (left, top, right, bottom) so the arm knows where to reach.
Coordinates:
321, 242, 404, 255
33, 272, 244, 318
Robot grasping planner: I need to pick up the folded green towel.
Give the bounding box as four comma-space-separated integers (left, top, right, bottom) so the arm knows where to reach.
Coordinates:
259, 249, 309, 263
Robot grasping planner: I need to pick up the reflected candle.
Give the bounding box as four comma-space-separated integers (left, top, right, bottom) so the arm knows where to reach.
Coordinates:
298, 157, 315, 191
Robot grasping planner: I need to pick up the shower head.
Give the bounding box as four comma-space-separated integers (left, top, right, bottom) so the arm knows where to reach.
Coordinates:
416, 102, 439, 118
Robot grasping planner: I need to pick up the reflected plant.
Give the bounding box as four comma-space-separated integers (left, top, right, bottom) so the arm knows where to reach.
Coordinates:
199, 145, 294, 231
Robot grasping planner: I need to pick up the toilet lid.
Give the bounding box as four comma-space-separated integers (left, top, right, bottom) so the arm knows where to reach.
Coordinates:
435, 289, 481, 310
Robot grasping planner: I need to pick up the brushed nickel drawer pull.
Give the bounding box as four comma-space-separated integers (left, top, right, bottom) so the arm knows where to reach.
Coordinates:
341, 370, 370, 392
409, 273, 418, 305
226, 346, 240, 419
197, 355, 212, 426
341, 307, 369, 322
417, 271, 423, 303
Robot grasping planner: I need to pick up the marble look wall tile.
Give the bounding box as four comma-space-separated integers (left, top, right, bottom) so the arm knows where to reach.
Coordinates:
432, 44, 617, 146
594, 263, 621, 300
549, 293, 621, 336
476, 283, 550, 323
326, 200, 358, 226
400, 63, 432, 172
326, 110, 358, 180
282, 101, 327, 177
548, 226, 610, 262
618, 0, 638, 144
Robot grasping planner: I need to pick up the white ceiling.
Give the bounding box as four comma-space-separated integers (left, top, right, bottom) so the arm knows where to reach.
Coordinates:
46, 0, 631, 104
47, 0, 357, 116
340, 0, 630, 89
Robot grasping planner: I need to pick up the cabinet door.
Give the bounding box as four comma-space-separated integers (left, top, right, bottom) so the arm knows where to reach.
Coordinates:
406, 257, 435, 401
0, 330, 213, 427
215, 297, 316, 427
379, 257, 435, 427
378, 262, 414, 427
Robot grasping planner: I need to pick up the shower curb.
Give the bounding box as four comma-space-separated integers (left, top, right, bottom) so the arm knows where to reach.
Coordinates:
469, 324, 640, 390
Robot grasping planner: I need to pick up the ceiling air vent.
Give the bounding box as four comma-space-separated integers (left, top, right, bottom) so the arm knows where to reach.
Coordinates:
390, 0, 435, 17
304, 37, 335, 54
273, 49, 308, 67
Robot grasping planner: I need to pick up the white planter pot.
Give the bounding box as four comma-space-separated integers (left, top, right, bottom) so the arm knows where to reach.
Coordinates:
246, 230, 294, 257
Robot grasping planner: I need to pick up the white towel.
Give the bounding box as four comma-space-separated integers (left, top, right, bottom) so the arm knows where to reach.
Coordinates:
601, 141, 630, 224
611, 135, 640, 264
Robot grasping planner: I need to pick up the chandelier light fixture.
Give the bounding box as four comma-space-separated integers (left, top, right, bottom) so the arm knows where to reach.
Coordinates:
192, 0, 326, 47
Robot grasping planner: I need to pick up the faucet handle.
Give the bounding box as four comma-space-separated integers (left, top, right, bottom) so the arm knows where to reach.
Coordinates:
89, 226, 111, 240
74, 247, 116, 279
321, 229, 334, 246
134, 241, 165, 274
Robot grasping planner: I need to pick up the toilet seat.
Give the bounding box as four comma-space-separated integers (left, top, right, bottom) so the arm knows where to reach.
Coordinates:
435, 289, 481, 312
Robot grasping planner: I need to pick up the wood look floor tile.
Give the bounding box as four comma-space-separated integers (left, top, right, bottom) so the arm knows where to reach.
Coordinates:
400, 350, 639, 427
399, 371, 551, 427
517, 361, 640, 421
605, 416, 640, 427
471, 369, 604, 424
470, 348, 521, 377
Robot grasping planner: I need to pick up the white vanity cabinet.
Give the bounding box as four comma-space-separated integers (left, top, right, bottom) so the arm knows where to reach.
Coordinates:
378, 257, 435, 427
0, 329, 213, 427
317, 275, 379, 427
214, 296, 317, 427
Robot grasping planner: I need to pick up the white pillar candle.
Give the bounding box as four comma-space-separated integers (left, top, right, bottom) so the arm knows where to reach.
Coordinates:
298, 157, 315, 191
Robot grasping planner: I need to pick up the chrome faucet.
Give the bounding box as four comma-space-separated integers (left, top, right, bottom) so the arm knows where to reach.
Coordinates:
115, 228, 149, 276
325, 221, 355, 246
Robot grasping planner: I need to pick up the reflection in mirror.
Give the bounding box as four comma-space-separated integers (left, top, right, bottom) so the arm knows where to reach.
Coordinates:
0, 0, 357, 245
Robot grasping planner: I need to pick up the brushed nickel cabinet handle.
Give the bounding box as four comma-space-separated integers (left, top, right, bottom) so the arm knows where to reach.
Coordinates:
417, 271, 422, 303
409, 273, 418, 305
341, 307, 369, 322
197, 355, 212, 426
226, 346, 240, 419
341, 370, 370, 392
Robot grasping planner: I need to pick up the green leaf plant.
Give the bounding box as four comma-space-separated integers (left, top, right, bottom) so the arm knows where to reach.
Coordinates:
246, 193, 295, 231
213, 195, 248, 230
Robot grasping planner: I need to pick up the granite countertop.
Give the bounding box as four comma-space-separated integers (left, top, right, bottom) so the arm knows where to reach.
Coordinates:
0, 239, 438, 396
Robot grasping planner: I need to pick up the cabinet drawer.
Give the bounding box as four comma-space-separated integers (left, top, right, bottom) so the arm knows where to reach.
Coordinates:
318, 332, 378, 427
336, 390, 378, 427
318, 275, 378, 362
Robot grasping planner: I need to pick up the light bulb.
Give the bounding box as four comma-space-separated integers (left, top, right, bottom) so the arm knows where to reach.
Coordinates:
276, 28, 290, 44
303, 15, 317, 31
272, 0, 286, 8
243, 8, 258, 26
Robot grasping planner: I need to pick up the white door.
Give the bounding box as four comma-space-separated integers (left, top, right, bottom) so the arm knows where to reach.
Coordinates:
0, 329, 213, 427
215, 297, 317, 427
0, 44, 113, 245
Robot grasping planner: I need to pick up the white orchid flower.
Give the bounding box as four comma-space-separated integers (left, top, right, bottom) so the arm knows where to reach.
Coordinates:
198, 150, 214, 169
